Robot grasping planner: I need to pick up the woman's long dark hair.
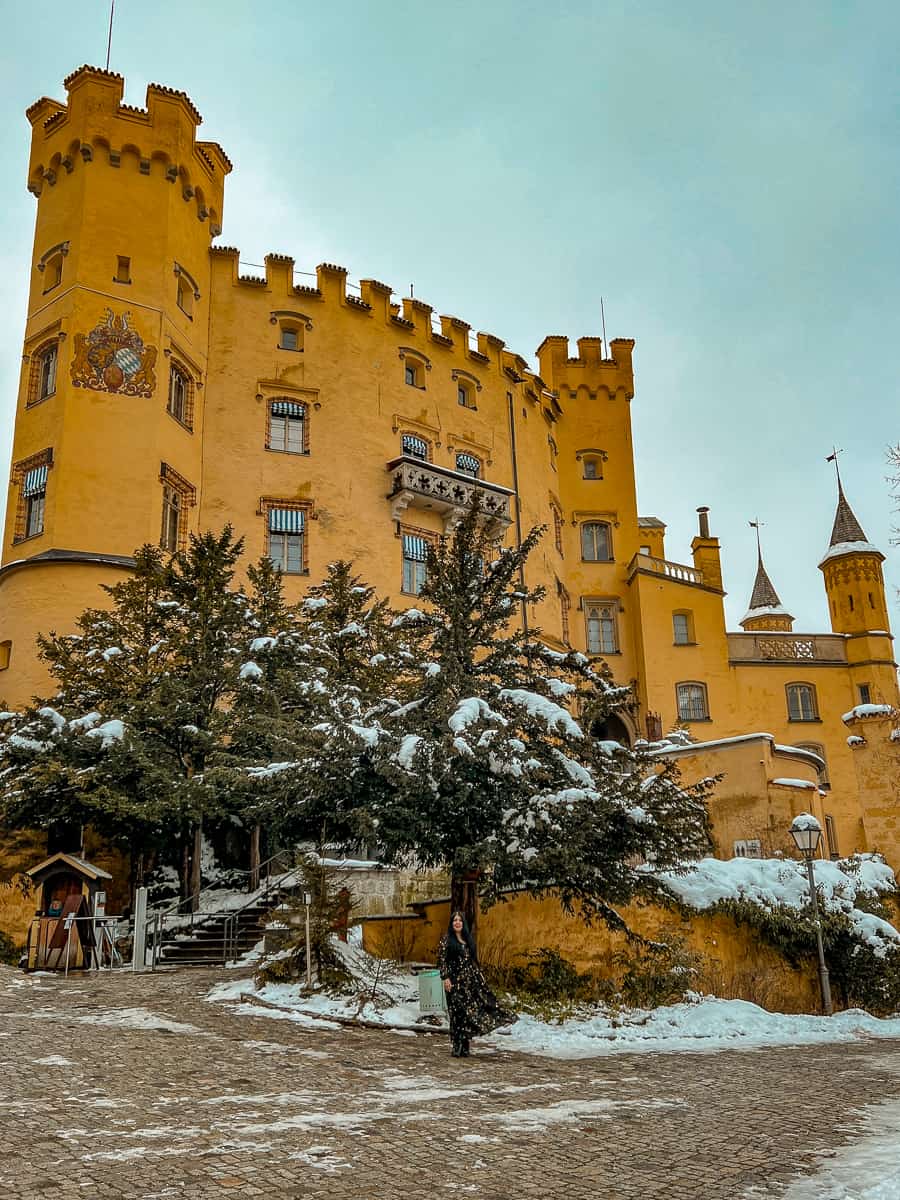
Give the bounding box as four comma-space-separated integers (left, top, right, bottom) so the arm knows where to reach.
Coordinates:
445, 909, 477, 961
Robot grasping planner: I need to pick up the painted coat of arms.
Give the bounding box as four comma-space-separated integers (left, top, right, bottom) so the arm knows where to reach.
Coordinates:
70, 309, 157, 397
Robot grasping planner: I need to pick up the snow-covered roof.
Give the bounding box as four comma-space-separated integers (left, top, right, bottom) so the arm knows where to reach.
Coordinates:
739, 603, 793, 625
842, 703, 896, 723
819, 539, 883, 566
771, 777, 818, 790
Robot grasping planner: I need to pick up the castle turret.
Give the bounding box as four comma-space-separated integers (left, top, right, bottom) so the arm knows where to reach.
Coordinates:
819, 469, 898, 708
0, 66, 230, 704
740, 524, 793, 632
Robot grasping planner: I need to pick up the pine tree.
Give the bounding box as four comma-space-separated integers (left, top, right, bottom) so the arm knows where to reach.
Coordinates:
230, 561, 407, 853
363, 503, 714, 936
0, 528, 267, 904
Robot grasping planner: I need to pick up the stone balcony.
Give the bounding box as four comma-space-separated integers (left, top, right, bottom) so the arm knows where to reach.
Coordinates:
727, 632, 848, 664
627, 552, 705, 587
386, 455, 514, 535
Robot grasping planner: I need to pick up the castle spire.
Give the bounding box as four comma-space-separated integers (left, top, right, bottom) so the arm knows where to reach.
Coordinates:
740, 521, 794, 631
820, 453, 879, 565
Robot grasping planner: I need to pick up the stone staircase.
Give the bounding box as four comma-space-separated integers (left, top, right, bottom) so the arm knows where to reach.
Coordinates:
150, 889, 290, 968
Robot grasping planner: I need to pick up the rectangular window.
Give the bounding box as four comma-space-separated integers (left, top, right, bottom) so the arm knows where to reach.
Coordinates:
733, 839, 762, 859
269, 401, 306, 454
167, 366, 191, 427
586, 602, 617, 654
39, 346, 58, 401
858, 683, 872, 705
405, 364, 418, 387
673, 613, 691, 645
22, 464, 49, 540
825, 815, 839, 858
160, 484, 182, 552
787, 684, 818, 721
267, 508, 305, 574
581, 522, 612, 561
158, 463, 196, 553
177, 276, 193, 317
557, 582, 571, 645
44, 255, 62, 291
677, 682, 709, 722
402, 533, 429, 594
552, 507, 563, 556
115, 256, 131, 283
280, 328, 299, 351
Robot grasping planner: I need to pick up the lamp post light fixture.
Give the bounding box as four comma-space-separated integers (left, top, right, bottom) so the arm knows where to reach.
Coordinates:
789, 813, 833, 1016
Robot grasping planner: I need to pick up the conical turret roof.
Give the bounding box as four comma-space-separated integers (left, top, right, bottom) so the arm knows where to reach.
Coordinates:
748, 555, 783, 611
740, 526, 793, 628
829, 479, 868, 546
819, 472, 883, 567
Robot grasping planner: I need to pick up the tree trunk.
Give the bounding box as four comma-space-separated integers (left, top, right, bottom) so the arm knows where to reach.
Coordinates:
249, 824, 261, 892
189, 822, 202, 912
450, 870, 480, 947
180, 837, 191, 909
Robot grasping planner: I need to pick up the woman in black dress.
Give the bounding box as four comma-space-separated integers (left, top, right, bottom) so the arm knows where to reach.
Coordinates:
437, 910, 514, 1057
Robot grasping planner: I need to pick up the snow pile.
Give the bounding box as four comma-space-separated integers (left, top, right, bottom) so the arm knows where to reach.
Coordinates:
207, 927, 900, 1060
842, 703, 895, 722
656, 855, 900, 956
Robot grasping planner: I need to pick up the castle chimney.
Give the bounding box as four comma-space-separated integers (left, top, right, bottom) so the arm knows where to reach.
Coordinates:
697, 506, 710, 539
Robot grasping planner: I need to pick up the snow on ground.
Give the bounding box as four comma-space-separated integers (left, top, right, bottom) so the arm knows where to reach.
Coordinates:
747, 1096, 900, 1199
27, 1005, 204, 1035
655, 855, 900, 956
207, 928, 900, 1060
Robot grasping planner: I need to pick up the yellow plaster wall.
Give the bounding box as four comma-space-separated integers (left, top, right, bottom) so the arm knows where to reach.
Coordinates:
361, 891, 821, 1013
845, 710, 900, 867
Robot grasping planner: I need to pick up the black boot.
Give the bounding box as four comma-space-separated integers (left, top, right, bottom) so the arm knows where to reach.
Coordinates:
461, 1039, 470, 1057
451, 1037, 463, 1057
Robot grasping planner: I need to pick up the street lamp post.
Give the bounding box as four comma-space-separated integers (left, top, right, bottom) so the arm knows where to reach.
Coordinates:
789, 813, 833, 1016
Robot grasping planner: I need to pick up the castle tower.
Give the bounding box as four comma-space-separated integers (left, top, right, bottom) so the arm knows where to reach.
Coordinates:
740, 525, 793, 632
819, 470, 898, 707
0, 66, 230, 704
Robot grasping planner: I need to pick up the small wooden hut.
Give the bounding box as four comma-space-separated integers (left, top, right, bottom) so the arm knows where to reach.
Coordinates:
24, 853, 113, 971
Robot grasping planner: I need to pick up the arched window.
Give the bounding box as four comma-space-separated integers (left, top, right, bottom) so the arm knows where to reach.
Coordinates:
29, 341, 58, 405
676, 681, 709, 722
581, 521, 612, 562
586, 601, 618, 655
786, 682, 818, 722
268, 399, 307, 454
167, 363, 193, 429
455, 452, 480, 478
795, 742, 829, 789
401, 433, 429, 461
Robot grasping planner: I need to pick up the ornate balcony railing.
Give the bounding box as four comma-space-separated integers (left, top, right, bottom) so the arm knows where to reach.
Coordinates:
627, 553, 704, 587
727, 632, 848, 664
386, 456, 513, 535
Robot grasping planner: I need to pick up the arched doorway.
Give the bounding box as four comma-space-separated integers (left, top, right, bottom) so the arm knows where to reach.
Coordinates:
591, 712, 634, 748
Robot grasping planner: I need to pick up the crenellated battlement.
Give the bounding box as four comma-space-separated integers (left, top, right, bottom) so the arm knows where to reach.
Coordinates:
535, 335, 635, 400
205, 241, 627, 406
25, 66, 229, 234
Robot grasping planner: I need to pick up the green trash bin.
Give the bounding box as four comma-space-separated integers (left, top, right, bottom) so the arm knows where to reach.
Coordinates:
417, 968, 448, 1017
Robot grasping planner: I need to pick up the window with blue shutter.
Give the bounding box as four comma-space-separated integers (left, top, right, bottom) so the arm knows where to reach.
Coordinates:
402, 434, 428, 461
267, 507, 306, 573
455, 452, 480, 478
402, 533, 430, 594
269, 400, 306, 454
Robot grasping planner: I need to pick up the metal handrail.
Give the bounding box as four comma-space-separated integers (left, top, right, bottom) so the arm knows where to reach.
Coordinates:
223, 852, 300, 962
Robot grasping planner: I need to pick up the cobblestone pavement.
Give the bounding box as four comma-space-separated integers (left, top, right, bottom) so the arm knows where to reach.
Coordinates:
3, 965, 900, 1199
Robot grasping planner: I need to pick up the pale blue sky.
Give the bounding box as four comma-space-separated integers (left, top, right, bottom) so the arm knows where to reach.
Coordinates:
0, 0, 897, 630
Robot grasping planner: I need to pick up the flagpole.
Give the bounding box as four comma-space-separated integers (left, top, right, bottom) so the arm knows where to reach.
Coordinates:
106, 0, 116, 71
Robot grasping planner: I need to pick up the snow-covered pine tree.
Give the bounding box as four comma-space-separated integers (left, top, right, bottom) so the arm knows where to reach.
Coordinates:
232, 560, 408, 853
367, 503, 714, 936
0, 529, 265, 904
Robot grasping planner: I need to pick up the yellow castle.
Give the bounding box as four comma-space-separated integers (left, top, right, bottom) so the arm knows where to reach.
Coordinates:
2, 67, 898, 868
